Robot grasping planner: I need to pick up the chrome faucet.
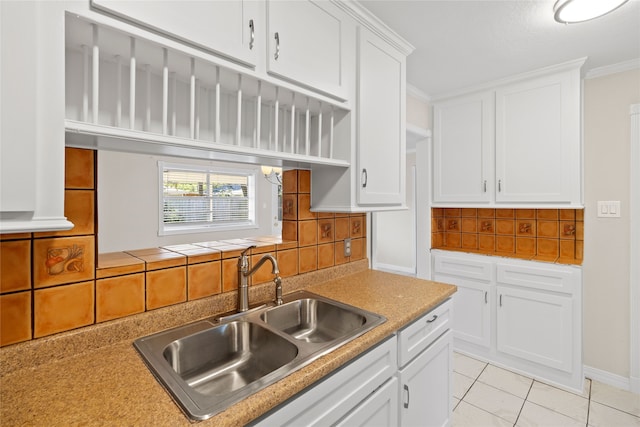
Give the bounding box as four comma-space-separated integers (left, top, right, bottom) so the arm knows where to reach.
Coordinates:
237, 245, 283, 312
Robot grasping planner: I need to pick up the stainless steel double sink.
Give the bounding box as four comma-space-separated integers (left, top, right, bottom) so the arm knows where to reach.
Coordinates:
133, 290, 386, 421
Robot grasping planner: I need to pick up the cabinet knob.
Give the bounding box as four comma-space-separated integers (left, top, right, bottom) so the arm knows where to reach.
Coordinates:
249, 19, 255, 50
361, 168, 367, 188
274, 32, 280, 60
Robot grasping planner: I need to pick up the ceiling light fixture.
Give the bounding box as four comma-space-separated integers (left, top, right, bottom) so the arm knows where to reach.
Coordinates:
553, 0, 629, 23
261, 165, 283, 185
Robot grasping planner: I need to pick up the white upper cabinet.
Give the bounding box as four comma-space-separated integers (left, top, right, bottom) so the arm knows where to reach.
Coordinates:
495, 70, 581, 203
266, 0, 347, 101
432, 58, 585, 207
433, 91, 494, 203
356, 26, 406, 206
90, 0, 260, 67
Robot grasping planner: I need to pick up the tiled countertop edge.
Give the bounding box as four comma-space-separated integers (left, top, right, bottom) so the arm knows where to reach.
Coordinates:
0, 259, 369, 376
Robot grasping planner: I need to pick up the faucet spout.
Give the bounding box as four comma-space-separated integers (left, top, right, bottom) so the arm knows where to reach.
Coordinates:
237, 248, 282, 312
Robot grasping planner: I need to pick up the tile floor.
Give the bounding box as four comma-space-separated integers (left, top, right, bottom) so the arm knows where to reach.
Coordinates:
453, 352, 640, 427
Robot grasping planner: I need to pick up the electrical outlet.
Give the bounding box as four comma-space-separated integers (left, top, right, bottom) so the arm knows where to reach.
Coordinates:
344, 238, 352, 257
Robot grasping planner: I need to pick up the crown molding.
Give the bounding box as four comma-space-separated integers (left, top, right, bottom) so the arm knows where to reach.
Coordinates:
407, 84, 431, 103
585, 58, 640, 79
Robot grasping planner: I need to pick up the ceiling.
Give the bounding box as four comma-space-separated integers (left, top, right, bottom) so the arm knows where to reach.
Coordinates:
359, 0, 640, 99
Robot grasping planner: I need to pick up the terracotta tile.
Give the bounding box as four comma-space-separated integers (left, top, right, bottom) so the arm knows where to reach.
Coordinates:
318, 243, 335, 269
461, 208, 477, 218
560, 240, 575, 259
282, 195, 297, 220
298, 220, 318, 247
445, 232, 461, 248
318, 219, 334, 244
282, 170, 297, 194
537, 221, 559, 238
0, 233, 31, 241
461, 218, 477, 233
515, 209, 536, 219
496, 209, 515, 219
432, 208, 444, 217
350, 217, 364, 238
335, 217, 350, 240
0, 292, 31, 346
478, 208, 495, 218
496, 219, 515, 235
335, 241, 350, 265
96, 273, 145, 322
96, 252, 145, 279
250, 253, 278, 285
478, 235, 495, 252
444, 208, 461, 217
34, 281, 94, 338
334, 211, 350, 218
298, 170, 311, 193
576, 209, 584, 221
282, 220, 298, 242
516, 221, 536, 237
33, 236, 95, 288
0, 240, 31, 293
146, 267, 186, 310
537, 209, 559, 220
351, 238, 365, 261
299, 246, 317, 274
276, 240, 298, 251
127, 249, 186, 271
35, 190, 95, 238
276, 249, 298, 277
447, 219, 460, 232
575, 241, 584, 261
298, 194, 316, 220
222, 258, 238, 292
188, 261, 221, 300
435, 218, 445, 232
575, 221, 584, 240
461, 234, 478, 250
559, 209, 576, 221
496, 236, 515, 253
65, 147, 94, 189
516, 238, 536, 257
317, 212, 335, 218
432, 232, 444, 248
537, 238, 559, 258
478, 219, 494, 234
173, 247, 221, 264
560, 221, 577, 239
251, 242, 277, 255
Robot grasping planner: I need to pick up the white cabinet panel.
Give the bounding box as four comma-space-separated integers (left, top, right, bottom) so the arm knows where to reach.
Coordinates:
433, 92, 493, 203
356, 26, 406, 206
336, 377, 399, 427
91, 0, 259, 66
495, 70, 581, 203
398, 299, 452, 367
497, 286, 573, 373
266, 0, 347, 100
399, 330, 453, 427
448, 280, 491, 349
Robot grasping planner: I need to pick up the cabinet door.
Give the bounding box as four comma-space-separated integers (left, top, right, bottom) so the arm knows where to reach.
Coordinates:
495, 70, 581, 203
433, 92, 494, 203
266, 0, 347, 100
336, 377, 399, 427
496, 286, 573, 372
399, 330, 453, 427
356, 26, 406, 206
90, 0, 259, 66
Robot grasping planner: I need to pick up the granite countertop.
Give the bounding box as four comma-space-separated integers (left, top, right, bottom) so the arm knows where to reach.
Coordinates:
0, 268, 456, 426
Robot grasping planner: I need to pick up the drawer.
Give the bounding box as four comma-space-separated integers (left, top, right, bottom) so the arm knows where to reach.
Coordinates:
496, 260, 582, 294
433, 251, 494, 282
397, 299, 452, 367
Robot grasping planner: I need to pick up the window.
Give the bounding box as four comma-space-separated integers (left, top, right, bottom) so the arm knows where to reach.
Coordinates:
159, 162, 257, 235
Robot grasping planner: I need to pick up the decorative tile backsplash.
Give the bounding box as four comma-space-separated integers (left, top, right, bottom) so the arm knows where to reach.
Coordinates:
0, 151, 366, 347
431, 208, 584, 264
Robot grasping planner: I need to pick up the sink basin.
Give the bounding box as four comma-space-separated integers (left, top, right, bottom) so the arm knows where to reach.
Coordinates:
133, 290, 385, 421
261, 298, 366, 343
163, 321, 298, 396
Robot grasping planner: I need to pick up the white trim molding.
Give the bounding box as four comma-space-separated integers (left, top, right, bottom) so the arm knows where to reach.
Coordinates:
584, 365, 632, 392
630, 103, 640, 394
585, 58, 640, 80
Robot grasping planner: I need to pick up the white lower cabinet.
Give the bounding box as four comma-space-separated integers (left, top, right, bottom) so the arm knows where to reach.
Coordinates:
432, 249, 583, 392
253, 300, 454, 426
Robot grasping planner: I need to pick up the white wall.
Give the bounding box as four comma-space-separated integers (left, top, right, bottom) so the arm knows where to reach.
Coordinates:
97, 151, 275, 253
583, 67, 640, 380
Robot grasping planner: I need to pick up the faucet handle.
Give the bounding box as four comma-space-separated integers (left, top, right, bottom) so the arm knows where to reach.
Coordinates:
240, 245, 257, 258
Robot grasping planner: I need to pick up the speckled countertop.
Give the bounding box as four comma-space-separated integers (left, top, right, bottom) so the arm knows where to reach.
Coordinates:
1, 267, 456, 426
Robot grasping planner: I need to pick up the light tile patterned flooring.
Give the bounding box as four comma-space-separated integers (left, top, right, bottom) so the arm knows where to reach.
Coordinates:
453, 352, 640, 427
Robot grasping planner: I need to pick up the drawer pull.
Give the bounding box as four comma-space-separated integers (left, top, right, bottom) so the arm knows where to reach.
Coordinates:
404, 384, 410, 408
426, 314, 438, 323
485, 291, 488, 304
249, 19, 255, 50
274, 32, 280, 60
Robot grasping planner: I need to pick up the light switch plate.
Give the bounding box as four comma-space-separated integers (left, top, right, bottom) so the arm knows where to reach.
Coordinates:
597, 201, 621, 218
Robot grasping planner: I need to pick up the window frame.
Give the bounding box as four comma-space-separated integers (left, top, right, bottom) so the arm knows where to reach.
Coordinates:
158, 161, 259, 236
